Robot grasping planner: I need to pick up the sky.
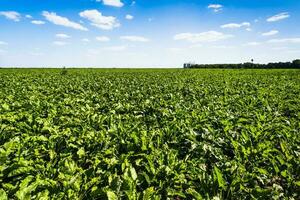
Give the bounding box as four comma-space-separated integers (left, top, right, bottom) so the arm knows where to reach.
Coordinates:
0, 0, 300, 68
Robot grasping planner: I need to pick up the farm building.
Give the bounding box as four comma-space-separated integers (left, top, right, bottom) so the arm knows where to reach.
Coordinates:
183, 63, 194, 68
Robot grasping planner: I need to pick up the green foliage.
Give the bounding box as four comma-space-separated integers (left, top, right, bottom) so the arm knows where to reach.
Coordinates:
61, 67, 68, 75
188, 59, 300, 69
292, 59, 300, 67
0, 69, 299, 199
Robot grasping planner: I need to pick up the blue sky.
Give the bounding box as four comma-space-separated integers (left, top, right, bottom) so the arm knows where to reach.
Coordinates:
0, 0, 299, 67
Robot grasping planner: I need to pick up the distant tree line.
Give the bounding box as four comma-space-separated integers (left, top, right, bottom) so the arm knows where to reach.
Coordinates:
185, 59, 300, 69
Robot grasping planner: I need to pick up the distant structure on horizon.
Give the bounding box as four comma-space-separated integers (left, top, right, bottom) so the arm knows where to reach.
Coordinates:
183, 62, 195, 69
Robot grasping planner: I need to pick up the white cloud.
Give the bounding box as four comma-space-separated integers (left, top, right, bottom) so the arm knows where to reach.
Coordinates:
244, 42, 261, 46
267, 38, 300, 43
0, 11, 21, 22
262, 30, 279, 36
31, 20, 45, 25
96, 0, 124, 7
25, 15, 33, 19
104, 45, 126, 51
221, 22, 250, 29
208, 4, 223, 12
267, 12, 289, 22
53, 41, 68, 46
96, 36, 110, 42
82, 38, 90, 42
246, 28, 252, 32
126, 14, 134, 20
79, 10, 120, 30
208, 4, 222, 9
0, 41, 8, 45
120, 36, 150, 42
42, 11, 88, 31
56, 33, 71, 39
174, 31, 233, 43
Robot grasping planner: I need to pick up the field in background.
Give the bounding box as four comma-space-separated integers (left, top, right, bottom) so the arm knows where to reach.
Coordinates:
0, 69, 299, 199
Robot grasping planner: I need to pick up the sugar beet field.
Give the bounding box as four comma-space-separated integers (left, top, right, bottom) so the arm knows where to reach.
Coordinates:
0, 69, 299, 199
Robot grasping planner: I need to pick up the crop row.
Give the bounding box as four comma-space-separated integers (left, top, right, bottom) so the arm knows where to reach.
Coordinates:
0, 69, 299, 199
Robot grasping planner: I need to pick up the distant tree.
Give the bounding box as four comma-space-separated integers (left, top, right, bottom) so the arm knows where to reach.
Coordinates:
292, 59, 300, 68
61, 66, 68, 75
185, 60, 299, 69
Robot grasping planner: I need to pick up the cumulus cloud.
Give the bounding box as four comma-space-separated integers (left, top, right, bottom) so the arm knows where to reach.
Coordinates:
0, 41, 8, 45
173, 31, 233, 43
53, 41, 68, 46
96, 0, 124, 7
0, 11, 21, 22
262, 30, 279, 36
25, 15, 33, 19
120, 36, 150, 42
267, 38, 300, 43
267, 12, 289, 22
82, 38, 90, 42
208, 4, 223, 12
244, 42, 261, 46
42, 11, 88, 31
31, 20, 45, 25
96, 36, 110, 42
79, 10, 120, 30
56, 33, 71, 39
126, 14, 134, 20
221, 22, 250, 29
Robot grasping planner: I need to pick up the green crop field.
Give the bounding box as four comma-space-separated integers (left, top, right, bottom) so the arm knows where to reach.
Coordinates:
0, 69, 299, 199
